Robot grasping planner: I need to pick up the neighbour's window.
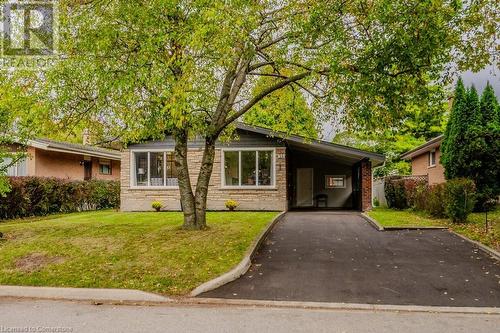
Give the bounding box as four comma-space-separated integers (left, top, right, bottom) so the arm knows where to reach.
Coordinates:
133, 151, 178, 187
429, 150, 436, 167
2, 158, 27, 177
99, 159, 112, 175
325, 175, 346, 188
223, 150, 274, 187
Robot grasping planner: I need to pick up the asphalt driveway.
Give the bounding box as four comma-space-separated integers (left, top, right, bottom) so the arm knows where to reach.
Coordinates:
201, 212, 500, 307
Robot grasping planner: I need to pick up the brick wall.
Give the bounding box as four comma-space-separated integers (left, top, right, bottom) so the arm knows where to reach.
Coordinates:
361, 159, 372, 211
410, 146, 445, 185
120, 147, 287, 211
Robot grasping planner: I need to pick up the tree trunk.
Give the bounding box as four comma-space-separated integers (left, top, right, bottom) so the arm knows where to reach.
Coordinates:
193, 137, 216, 229
174, 131, 197, 229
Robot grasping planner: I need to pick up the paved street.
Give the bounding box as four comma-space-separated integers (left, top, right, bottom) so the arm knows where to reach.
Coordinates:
203, 212, 500, 306
0, 299, 498, 333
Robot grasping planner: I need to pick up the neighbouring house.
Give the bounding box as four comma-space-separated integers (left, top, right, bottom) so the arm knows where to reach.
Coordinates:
121, 124, 384, 212
4, 138, 121, 181
400, 135, 445, 185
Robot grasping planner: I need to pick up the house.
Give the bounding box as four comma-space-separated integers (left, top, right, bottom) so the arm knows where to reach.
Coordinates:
400, 135, 445, 185
120, 124, 384, 212
4, 138, 121, 181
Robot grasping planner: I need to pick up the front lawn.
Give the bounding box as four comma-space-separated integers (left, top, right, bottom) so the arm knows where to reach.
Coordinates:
367, 207, 500, 251
0, 211, 278, 295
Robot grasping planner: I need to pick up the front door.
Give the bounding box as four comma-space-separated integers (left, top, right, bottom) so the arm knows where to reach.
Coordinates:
83, 160, 92, 180
296, 168, 313, 207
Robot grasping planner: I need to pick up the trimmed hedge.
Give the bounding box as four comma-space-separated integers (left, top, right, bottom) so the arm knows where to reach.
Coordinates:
0, 177, 120, 220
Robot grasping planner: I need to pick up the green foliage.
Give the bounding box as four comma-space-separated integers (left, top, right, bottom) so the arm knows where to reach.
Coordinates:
373, 197, 380, 207
47, 1, 496, 143
0, 178, 120, 220
476, 83, 500, 209
444, 178, 476, 223
151, 201, 163, 212
0, 74, 46, 196
418, 184, 447, 217
225, 199, 239, 211
334, 100, 448, 176
244, 76, 318, 138
442, 79, 500, 210
384, 176, 427, 209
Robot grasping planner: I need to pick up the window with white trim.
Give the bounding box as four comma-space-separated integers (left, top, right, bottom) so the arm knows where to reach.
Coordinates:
223, 149, 274, 187
325, 175, 346, 188
428, 150, 436, 167
132, 151, 178, 187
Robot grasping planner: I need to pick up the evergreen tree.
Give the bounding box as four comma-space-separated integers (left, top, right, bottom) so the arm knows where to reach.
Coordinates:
476, 83, 500, 209
442, 79, 499, 211
441, 78, 468, 179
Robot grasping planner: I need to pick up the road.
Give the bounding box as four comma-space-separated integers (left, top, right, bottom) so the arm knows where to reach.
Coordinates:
0, 299, 498, 333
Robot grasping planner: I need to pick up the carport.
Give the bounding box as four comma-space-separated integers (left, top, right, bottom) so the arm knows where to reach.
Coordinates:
285, 139, 384, 210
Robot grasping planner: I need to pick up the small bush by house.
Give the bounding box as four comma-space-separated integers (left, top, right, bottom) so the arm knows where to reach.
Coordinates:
444, 178, 476, 223
0, 177, 120, 220
384, 176, 427, 210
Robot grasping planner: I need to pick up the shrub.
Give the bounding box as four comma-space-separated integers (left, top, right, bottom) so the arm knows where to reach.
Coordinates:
423, 183, 446, 217
444, 178, 476, 223
384, 177, 406, 209
151, 201, 163, 212
0, 177, 120, 220
385, 176, 427, 210
373, 197, 380, 207
225, 199, 239, 211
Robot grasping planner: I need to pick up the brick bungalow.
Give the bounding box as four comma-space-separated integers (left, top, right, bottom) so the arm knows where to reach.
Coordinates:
400, 135, 445, 185
120, 124, 384, 212
4, 139, 121, 181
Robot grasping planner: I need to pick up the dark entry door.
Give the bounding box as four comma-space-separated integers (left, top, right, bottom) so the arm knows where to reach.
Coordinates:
352, 163, 362, 210
83, 160, 92, 180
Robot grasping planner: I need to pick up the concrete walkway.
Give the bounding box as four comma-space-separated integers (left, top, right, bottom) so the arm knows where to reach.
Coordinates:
201, 212, 500, 307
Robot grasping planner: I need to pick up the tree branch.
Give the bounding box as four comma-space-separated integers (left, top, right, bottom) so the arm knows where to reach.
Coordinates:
217, 71, 311, 134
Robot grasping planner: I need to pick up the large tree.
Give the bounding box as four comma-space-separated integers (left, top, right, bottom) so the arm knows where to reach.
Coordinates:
48, 0, 497, 229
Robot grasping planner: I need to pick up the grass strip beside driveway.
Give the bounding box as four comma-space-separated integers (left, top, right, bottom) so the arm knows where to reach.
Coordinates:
367, 207, 499, 251
0, 211, 278, 295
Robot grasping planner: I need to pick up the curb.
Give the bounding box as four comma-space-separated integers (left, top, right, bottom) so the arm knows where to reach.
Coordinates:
189, 211, 287, 296
0, 286, 170, 304
449, 230, 500, 261
1, 287, 498, 315
182, 297, 500, 315
360, 213, 384, 231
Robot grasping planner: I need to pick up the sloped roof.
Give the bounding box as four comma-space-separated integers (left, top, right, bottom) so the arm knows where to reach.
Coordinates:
236, 123, 385, 166
29, 138, 121, 160
400, 135, 443, 160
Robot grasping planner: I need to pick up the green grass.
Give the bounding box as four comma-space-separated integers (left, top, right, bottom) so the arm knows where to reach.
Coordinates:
368, 207, 500, 251
0, 210, 278, 295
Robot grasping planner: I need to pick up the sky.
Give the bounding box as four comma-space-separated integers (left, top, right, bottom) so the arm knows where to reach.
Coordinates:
321, 65, 500, 141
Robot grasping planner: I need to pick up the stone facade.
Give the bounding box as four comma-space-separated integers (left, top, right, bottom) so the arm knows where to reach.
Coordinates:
120, 147, 288, 211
